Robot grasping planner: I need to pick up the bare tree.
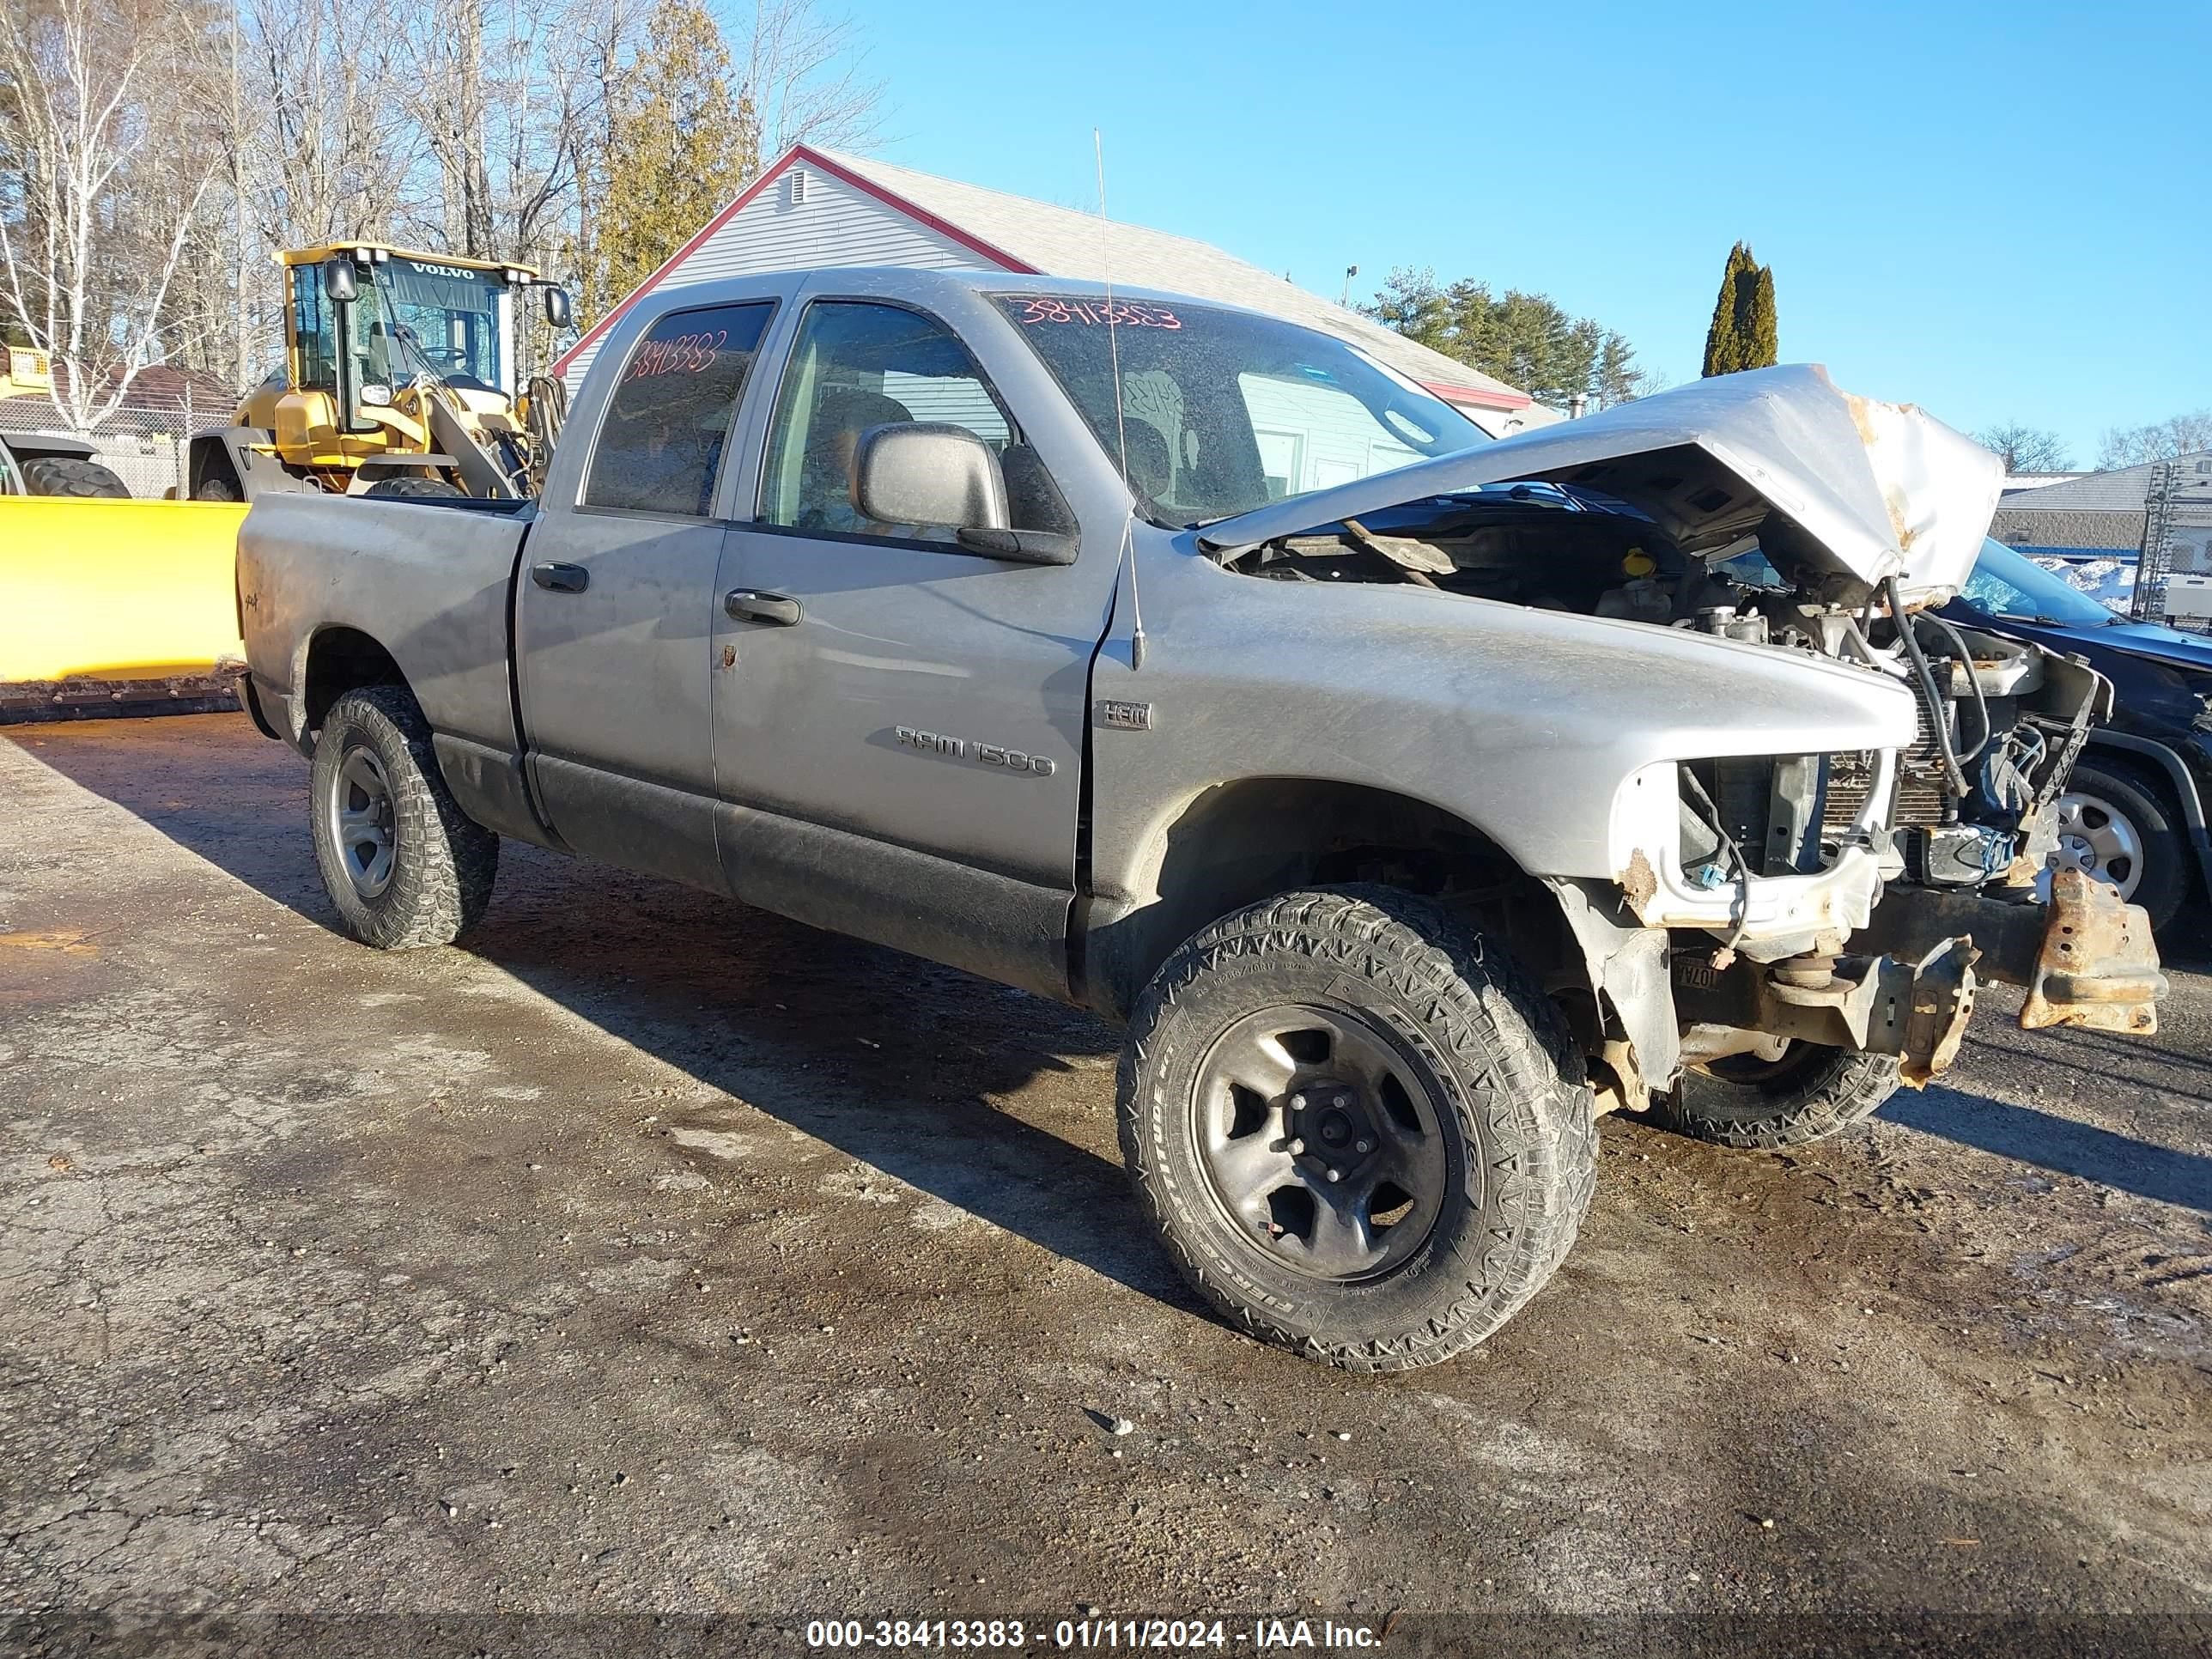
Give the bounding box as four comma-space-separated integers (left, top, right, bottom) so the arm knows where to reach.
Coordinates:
0, 0, 221, 429
1975, 422, 2075, 475
732, 0, 886, 158
2098, 410, 2212, 471
0, 0, 884, 419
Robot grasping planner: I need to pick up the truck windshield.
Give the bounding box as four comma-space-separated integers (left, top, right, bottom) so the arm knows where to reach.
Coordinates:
993, 294, 1486, 526
355, 257, 508, 394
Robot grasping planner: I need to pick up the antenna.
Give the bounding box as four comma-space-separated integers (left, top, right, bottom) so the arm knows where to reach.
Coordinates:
1093, 126, 1146, 671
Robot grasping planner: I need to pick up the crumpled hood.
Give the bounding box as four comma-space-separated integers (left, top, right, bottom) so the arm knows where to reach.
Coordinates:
1199, 364, 2002, 605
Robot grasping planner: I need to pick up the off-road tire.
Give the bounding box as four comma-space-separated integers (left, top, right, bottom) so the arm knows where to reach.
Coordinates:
1118, 886, 1598, 1372
2062, 761, 2189, 935
310, 685, 496, 949
21, 455, 130, 498
363, 476, 465, 499
192, 471, 242, 501
1656, 1044, 1899, 1150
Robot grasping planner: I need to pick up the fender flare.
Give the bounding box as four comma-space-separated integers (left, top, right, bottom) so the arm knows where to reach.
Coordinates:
2079, 729, 2212, 896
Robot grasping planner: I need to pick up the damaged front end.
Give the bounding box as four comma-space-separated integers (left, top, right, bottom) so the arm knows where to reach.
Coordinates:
1201, 364, 2168, 1101
1664, 867, 2163, 1094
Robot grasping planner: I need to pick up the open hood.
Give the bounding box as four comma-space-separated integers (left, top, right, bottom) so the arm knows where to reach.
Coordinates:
1199, 365, 2002, 605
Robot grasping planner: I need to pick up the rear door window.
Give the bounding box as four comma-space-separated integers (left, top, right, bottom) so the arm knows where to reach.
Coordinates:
585, 301, 775, 517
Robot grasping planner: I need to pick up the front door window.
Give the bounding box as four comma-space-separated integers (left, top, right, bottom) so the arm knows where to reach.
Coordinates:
759, 301, 1024, 544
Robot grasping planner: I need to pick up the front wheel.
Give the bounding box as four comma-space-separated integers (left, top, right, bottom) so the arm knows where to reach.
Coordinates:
1119, 887, 1597, 1372
2051, 762, 2189, 934
310, 686, 497, 949
1655, 1043, 1899, 1150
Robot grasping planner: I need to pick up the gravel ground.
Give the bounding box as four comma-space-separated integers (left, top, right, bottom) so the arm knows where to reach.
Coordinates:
2, 714, 2207, 1658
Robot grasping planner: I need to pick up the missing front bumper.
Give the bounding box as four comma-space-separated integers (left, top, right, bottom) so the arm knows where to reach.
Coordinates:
1850, 869, 2165, 1037
1674, 937, 1979, 1088
1672, 870, 2166, 1085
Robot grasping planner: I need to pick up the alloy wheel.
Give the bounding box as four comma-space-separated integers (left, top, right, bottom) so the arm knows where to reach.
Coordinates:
327, 744, 398, 898
2049, 790, 2143, 901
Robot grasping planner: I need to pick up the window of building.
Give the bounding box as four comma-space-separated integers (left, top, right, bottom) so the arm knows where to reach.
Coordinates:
584, 301, 775, 517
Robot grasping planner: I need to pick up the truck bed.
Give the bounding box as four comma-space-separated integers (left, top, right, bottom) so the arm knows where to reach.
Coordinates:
236, 490, 534, 756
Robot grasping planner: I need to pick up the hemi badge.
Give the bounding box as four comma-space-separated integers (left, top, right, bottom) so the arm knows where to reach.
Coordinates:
1097, 700, 1153, 731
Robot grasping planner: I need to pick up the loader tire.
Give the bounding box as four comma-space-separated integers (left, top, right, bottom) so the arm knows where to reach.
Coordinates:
1119, 885, 1597, 1372
22, 456, 130, 498
1656, 1043, 1899, 1150
193, 473, 242, 501
310, 685, 496, 950
364, 476, 465, 499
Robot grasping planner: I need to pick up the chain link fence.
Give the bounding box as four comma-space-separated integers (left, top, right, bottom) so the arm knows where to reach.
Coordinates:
3, 397, 204, 499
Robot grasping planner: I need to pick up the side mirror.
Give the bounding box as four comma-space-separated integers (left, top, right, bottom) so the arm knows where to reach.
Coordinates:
543, 286, 572, 329
855, 422, 1009, 534
320, 255, 358, 305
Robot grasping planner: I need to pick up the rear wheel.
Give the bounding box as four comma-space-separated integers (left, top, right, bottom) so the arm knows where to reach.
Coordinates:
310, 685, 497, 949
21, 455, 129, 498
2051, 762, 2188, 934
1656, 1043, 1899, 1150
363, 476, 465, 499
192, 472, 242, 501
1120, 886, 1596, 1371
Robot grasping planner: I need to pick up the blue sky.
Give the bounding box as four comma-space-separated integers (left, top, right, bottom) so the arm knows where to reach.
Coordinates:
842, 0, 2208, 463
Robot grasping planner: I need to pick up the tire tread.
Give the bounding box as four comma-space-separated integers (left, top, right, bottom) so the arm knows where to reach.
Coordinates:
313, 685, 496, 949
1118, 885, 1596, 1373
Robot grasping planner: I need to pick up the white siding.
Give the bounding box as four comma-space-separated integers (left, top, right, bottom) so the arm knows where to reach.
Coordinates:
562, 163, 999, 387
1237, 374, 1419, 498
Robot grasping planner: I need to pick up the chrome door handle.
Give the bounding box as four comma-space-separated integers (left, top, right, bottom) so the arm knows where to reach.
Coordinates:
725, 589, 801, 626
531, 562, 589, 593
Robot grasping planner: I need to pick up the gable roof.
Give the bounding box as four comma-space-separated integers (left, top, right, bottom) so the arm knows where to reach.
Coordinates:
1996, 452, 2212, 514
806, 149, 1534, 414
0, 362, 234, 432
558, 143, 1543, 421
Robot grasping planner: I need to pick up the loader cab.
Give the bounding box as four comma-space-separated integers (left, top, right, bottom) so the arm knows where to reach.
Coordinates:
287, 247, 522, 407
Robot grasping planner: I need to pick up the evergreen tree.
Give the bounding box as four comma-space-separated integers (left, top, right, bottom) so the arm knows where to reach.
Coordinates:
1366, 267, 1649, 410
591, 0, 758, 324
1741, 264, 1778, 368
1703, 242, 1778, 375
1701, 242, 1752, 376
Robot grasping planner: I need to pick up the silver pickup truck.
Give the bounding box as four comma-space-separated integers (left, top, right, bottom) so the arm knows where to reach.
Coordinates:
237, 266, 2165, 1371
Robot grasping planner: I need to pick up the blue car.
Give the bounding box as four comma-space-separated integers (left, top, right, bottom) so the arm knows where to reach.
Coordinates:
1945, 539, 2212, 935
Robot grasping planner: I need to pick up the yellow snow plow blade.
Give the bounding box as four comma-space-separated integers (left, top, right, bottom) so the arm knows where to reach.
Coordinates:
0, 499, 247, 682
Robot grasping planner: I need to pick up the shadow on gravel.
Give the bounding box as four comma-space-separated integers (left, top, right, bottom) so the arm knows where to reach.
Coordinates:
10, 715, 1191, 1311
1883, 1086, 2212, 1212
17, 717, 2205, 1287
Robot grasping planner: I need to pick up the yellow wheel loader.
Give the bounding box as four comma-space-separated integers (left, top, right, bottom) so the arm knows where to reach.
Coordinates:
186, 244, 571, 503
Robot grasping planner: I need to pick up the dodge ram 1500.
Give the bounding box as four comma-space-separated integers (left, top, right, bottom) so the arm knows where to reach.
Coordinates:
237, 266, 2166, 1370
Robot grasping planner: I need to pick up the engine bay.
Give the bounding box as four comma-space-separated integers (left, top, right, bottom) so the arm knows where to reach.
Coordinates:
1222, 485, 2105, 891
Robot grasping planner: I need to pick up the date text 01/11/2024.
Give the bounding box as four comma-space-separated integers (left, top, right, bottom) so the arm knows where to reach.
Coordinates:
803, 1617, 1383, 1650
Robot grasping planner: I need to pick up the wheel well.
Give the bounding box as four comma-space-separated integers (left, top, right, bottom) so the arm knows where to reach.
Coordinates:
1086, 778, 1574, 1019
303, 628, 406, 732
2075, 745, 2183, 816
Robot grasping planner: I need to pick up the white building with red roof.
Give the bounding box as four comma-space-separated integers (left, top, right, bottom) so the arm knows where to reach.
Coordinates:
556, 145, 1548, 436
